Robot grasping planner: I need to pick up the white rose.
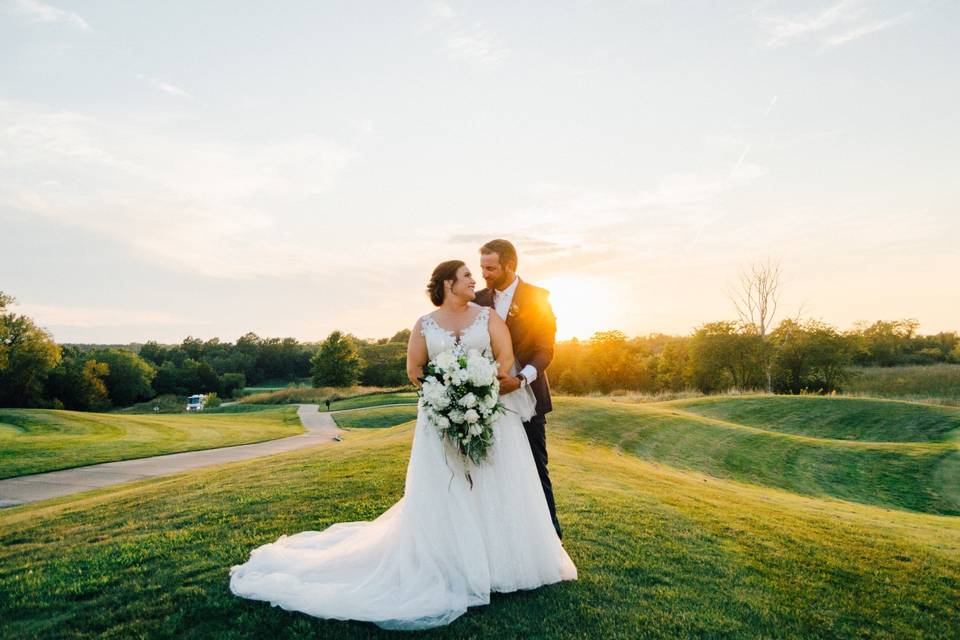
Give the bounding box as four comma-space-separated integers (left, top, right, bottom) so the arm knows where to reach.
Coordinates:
464, 409, 479, 424
435, 351, 457, 372
449, 410, 465, 424
469, 423, 483, 436
458, 393, 477, 408
467, 356, 496, 386
436, 415, 451, 429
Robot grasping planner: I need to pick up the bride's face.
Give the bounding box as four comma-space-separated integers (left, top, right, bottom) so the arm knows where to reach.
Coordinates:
449, 265, 477, 301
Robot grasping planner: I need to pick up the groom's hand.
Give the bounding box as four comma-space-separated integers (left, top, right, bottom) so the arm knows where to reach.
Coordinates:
498, 373, 521, 394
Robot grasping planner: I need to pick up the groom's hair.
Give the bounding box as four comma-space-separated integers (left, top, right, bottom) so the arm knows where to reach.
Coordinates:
480, 239, 518, 270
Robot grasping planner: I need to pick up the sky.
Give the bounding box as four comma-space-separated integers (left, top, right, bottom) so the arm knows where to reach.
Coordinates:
2, 0, 958, 344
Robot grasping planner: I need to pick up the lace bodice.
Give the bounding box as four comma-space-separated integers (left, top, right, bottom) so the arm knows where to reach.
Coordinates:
421, 306, 491, 359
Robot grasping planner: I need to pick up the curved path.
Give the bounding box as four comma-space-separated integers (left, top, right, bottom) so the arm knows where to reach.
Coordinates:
0, 404, 342, 509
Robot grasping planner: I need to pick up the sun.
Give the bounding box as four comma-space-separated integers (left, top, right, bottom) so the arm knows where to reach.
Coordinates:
538, 276, 618, 340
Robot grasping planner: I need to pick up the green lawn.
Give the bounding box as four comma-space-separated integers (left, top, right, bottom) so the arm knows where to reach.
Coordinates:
668, 394, 960, 442
551, 396, 959, 515
0, 406, 302, 479
238, 386, 414, 406
1, 406, 957, 639
332, 404, 418, 428
327, 392, 418, 411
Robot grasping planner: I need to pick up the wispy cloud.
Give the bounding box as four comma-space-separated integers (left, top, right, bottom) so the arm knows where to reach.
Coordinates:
824, 13, 910, 46
4, 0, 90, 30
755, 0, 911, 49
421, 2, 510, 68
764, 95, 779, 116
0, 100, 358, 279
138, 74, 196, 101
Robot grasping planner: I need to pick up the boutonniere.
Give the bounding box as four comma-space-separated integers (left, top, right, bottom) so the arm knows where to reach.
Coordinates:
508, 303, 520, 318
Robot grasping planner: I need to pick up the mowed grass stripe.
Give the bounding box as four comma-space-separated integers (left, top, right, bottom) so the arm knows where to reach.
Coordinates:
667, 395, 960, 442
0, 407, 303, 479
549, 398, 960, 515
0, 421, 956, 639
332, 405, 419, 429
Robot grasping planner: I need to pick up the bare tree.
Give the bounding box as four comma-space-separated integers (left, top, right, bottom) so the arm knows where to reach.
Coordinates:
728, 258, 801, 392
730, 258, 781, 337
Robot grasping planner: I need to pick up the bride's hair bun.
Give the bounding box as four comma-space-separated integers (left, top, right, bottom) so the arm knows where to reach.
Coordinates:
427, 260, 465, 306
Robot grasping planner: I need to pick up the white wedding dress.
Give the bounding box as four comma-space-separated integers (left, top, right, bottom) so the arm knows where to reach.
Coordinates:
229, 306, 577, 630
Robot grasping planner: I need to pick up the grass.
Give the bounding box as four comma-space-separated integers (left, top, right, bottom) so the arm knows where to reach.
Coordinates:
238, 386, 414, 406
1, 409, 957, 639
669, 394, 960, 442
332, 405, 419, 428
0, 406, 302, 479
844, 364, 960, 406
550, 396, 960, 515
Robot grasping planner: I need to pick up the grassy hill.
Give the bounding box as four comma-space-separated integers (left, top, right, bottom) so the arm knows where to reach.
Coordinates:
550, 396, 959, 515
1, 395, 957, 638
0, 406, 302, 479
332, 405, 418, 428
238, 386, 415, 407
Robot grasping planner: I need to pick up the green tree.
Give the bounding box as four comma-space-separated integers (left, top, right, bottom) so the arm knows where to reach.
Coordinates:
46, 347, 111, 410
588, 331, 634, 393
655, 338, 692, 392
689, 321, 765, 393
389, 329, 412, 343
311, 331, 362, 387
0, 292, 62, 407
358, 341, 407, 387
772, 319, 851, 393
92, 348, 156, 407
219, 372, 247, 398
138, 341, 167, 366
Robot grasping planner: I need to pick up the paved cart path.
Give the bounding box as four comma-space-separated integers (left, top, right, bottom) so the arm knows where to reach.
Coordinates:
0, 404, 342, 509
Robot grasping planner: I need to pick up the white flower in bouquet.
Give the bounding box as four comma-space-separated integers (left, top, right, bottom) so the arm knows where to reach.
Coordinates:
463, 408, 480, 424
449, 409, 465, 424
467, 352, 497, 386
469, 423, 483, 436
435, 351, 458, 372
458, 393, 478, 408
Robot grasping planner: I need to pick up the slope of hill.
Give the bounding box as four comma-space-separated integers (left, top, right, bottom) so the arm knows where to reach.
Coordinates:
549, 396, 959, 515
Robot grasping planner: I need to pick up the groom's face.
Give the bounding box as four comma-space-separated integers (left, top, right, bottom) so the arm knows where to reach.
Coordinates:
480, 252, 514, 291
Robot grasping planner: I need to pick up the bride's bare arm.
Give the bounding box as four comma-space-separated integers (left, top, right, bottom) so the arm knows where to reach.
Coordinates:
488, 311, 515, 377
406, 318, 428, 387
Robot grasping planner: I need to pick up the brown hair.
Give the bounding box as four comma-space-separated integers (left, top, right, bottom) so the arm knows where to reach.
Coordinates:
480, 239, 518, 269
427, 260, 465, 306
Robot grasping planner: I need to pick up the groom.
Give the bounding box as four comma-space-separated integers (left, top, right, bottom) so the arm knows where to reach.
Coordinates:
474, 239, 562, 539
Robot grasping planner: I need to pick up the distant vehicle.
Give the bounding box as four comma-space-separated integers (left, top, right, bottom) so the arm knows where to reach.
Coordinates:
186, 394, 206, 412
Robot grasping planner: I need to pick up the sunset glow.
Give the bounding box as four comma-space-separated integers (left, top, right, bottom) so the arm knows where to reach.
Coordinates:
539, 277, 619, 341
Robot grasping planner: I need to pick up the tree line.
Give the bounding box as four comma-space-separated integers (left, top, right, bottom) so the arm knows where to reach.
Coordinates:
2, 290, 957, 409
548, 318, 959, 396
0, 292, 410, 409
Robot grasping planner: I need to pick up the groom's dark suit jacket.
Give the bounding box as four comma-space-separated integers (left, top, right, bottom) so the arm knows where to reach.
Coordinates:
474, 279, 556, 415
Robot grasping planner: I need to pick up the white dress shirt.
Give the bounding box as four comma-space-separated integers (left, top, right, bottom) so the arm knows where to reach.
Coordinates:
493, 277, 539, 384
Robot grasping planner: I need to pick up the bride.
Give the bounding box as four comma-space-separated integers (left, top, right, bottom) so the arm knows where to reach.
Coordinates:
229, 259, 577, 630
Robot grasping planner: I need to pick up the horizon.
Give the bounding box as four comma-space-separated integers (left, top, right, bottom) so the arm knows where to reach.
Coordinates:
3, 1, 958, 344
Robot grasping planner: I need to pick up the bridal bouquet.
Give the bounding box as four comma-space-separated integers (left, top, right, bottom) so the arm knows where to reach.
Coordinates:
418, 347, 504, 469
